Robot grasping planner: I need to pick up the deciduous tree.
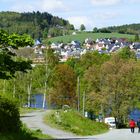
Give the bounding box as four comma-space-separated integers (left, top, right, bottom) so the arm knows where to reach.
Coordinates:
49, 64, 77, 108
83, 53, 140, 127
100, 55, 140, 127
0, 30, 34, 79
0, 30, 34, 133
80, 24, 86, 31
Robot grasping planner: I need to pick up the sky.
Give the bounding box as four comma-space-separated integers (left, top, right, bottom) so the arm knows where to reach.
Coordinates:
0, 0, 140, 30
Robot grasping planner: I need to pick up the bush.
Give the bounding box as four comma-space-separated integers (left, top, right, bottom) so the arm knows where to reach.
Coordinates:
0, 95, 21, 132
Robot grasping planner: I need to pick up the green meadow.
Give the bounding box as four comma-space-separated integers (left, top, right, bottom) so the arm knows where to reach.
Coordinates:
46, 32, 134, 44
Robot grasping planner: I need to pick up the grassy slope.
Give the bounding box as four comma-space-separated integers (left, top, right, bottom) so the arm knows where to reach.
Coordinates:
44, 110, 108, 136
46, 32, 134, 44
0, 127, 53, 140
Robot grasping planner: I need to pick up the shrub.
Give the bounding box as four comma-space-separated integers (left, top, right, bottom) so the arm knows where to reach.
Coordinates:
0, 95, 21, 132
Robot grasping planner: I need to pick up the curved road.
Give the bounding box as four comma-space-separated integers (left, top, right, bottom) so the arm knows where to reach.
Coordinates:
20, 110, 140, 140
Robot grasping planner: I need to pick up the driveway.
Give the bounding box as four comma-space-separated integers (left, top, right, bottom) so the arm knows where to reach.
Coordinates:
20, 110, 140, 140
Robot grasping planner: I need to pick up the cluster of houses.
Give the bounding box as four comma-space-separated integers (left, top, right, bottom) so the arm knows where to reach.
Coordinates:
32, 37, 140, 63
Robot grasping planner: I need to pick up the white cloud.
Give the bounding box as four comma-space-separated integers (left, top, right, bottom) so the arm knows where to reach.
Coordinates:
36, 0, 67, 12
67, 16, 95, 30
9, 0, 67, 12
90, 0, 121, 6
11, 4, 34, 12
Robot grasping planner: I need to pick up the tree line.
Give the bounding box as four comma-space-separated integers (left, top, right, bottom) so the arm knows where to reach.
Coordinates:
93, 23, 140, 35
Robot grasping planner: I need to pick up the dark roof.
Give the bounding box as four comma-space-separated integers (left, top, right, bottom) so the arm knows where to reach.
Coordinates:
133, 43, 140, 49
107, 44, 114, 52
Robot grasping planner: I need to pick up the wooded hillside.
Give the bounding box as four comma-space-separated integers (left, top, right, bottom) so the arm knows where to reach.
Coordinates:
106, 23, 140, 34
0, 11, 74, 39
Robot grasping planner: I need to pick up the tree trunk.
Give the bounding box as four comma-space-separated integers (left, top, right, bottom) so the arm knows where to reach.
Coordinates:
42, 93, 46, 109
27, 78, 32, 108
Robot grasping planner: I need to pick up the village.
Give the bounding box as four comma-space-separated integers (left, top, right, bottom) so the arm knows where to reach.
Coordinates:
31, 37, 140, 63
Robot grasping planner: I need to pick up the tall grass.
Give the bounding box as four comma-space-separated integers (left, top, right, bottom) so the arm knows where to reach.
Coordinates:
44, 110, 108, 136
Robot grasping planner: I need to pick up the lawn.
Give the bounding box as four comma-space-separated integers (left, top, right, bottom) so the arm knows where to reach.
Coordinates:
45, 32, 134, 44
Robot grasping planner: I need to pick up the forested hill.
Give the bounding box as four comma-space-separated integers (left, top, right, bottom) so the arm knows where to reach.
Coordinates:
0, 11, 74, 39
106, 23, 140, 34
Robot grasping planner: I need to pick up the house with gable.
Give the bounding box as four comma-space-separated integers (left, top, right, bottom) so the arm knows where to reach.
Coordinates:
84, 38, 94, 48
132, 42, 140, 51
71, 40, 81, 49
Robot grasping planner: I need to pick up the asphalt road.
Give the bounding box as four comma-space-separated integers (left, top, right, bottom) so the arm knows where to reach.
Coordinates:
20, 110, 140, 140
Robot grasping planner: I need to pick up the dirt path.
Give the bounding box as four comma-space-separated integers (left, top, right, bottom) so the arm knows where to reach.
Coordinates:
20, 110, 77, 139
20, 110, 140, 140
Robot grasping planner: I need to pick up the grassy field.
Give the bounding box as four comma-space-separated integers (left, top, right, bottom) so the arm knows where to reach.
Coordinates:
45, 32, 134, 44
44, 110, 108, 136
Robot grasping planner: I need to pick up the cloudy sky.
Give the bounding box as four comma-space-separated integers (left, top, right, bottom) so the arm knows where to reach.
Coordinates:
0, 0, 140, 30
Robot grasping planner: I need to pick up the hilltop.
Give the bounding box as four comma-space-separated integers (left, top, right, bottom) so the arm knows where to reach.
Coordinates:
0, 11, 74, 39
97, 23, 140, 35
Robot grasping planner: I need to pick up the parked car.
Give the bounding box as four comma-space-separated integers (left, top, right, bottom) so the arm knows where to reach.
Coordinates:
104, 117, 116, 128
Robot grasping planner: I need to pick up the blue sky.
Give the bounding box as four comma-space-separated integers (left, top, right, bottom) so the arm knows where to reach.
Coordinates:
0, 0, 140, 30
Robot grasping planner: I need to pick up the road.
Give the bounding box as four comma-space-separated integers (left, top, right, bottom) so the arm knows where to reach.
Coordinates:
20, 110, 140, 140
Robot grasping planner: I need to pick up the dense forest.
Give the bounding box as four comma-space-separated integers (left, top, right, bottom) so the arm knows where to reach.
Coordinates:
94, 23, 140, 34
0, 11, 74, 39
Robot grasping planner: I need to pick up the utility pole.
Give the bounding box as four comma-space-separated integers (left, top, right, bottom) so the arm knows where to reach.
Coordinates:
77, 76, 80, 112
83, 90, 85, 116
